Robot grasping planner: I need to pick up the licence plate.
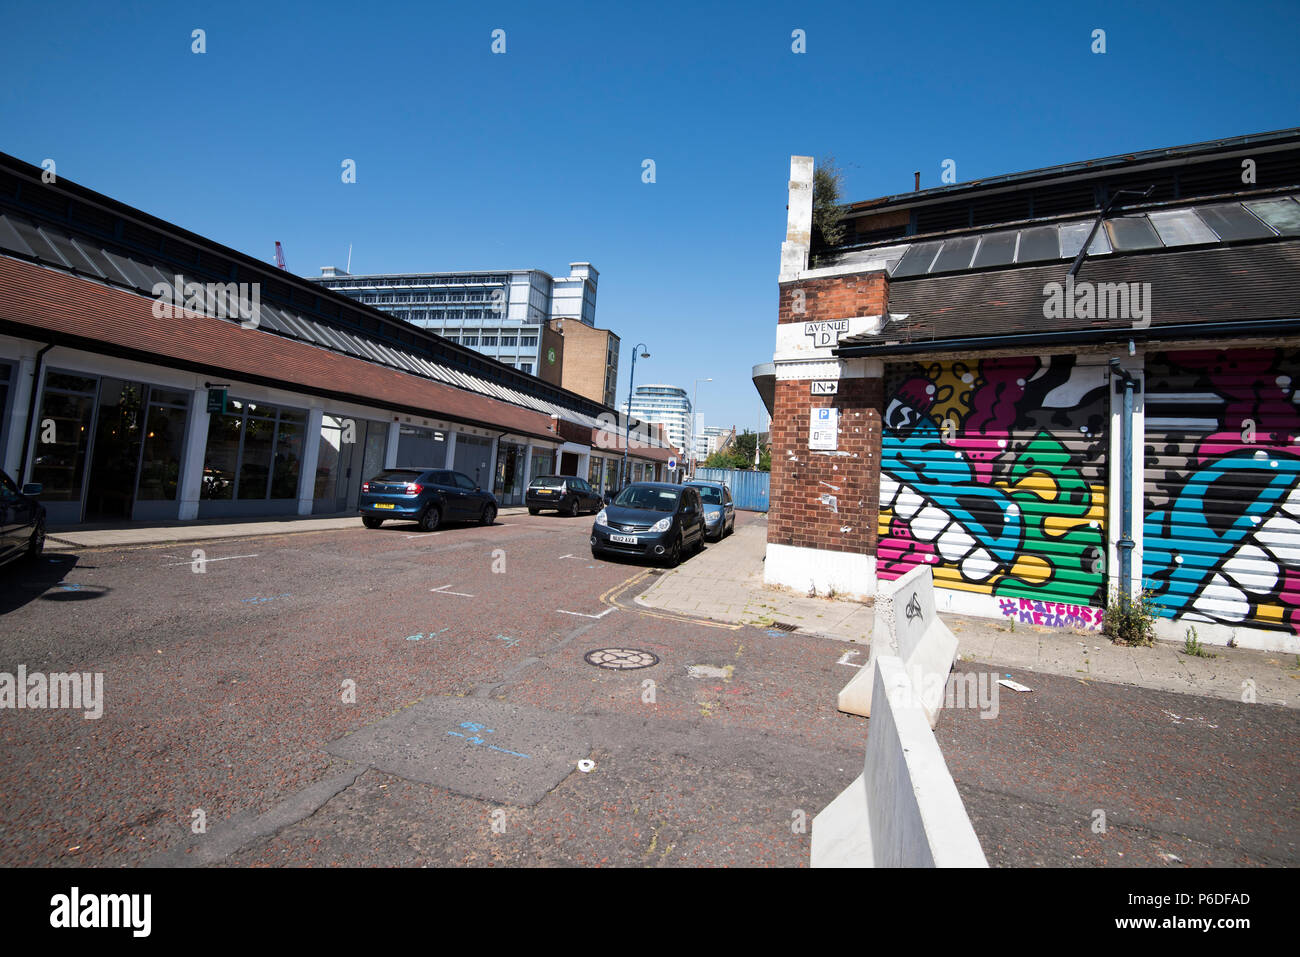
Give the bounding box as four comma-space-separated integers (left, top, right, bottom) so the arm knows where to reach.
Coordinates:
375, 503, 396, 509
610, 534, 638, 545
538, 490, 555, 495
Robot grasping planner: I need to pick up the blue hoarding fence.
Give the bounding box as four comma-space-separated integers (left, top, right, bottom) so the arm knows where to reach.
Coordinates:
694, 467, 770, 512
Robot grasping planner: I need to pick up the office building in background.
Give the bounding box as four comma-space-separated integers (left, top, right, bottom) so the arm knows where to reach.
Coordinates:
312, 263, 601, 386
622, 384, 692, 454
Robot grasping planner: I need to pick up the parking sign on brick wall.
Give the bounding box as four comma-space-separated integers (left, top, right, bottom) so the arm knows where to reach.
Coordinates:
810, 407, 838, 450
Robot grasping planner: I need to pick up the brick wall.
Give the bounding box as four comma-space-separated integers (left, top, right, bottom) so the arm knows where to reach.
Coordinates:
777, 272, 887, 325
767, 376, 882, 554
769, 269, 887, 557
551, 319, 617, 406
538, 322, 564, 387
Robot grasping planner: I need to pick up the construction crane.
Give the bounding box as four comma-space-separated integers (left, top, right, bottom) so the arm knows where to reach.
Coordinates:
274, 241, 287, 271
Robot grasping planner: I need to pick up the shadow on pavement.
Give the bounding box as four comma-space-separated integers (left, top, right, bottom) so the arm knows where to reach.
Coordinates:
0, 553, 96, 615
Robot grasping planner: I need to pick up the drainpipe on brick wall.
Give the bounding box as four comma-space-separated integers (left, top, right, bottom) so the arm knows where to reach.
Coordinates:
18, 343, 54, 484
1109, 357, 1138, 607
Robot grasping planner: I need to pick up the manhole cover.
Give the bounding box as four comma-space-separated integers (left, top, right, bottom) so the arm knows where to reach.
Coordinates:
769, 621, 799, 632
584, 648, 660, 670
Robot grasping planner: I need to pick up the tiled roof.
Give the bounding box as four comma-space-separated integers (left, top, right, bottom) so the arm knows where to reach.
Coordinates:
0, 256, 621, 447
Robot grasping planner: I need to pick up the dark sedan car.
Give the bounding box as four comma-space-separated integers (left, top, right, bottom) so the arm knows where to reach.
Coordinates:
359, 468, 497, 532
590, 482, 706, 566
526, 474, 603, 516
0, 470, 45, 569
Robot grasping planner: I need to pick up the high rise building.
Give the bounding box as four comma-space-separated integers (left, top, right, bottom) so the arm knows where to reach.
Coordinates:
621, 384, 691, 453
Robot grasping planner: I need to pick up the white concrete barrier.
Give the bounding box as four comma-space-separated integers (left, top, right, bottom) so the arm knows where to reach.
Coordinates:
812, 654, 988, 868
838, 564, 957, 727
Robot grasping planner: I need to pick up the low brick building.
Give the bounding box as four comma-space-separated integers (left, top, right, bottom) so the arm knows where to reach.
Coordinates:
761, 131, 1300, 651
0, 153, 673, 521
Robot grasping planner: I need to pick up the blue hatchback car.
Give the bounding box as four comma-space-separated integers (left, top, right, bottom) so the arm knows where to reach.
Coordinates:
359, 468, 497, 532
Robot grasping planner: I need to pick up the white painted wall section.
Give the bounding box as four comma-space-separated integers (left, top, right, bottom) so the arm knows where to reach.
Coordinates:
764, 543, 875, 602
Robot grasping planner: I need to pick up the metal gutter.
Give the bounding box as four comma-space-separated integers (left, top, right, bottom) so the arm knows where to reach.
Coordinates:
833, 318, 1300, 358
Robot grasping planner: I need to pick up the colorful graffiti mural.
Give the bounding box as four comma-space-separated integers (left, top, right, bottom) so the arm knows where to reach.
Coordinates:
1144, 348, 1300, 635
879, 356, 1109, 626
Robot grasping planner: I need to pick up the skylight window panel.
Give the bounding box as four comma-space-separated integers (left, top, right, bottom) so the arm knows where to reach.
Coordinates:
1147, 209, 1219, 246
13, 218, 69, 268
930, 236, 980, 273
970, 231, 1018, 268
1194, 203, 1275, 241
889, 241, 943, 278
1244, 197, 1300, 236
43, 228, 99, 274
1058, 222, 1112, 259
0, 213, 37, 258
1015, 225, 1060, 263
254, 303, 288, 333
1104, 215, 1163, 251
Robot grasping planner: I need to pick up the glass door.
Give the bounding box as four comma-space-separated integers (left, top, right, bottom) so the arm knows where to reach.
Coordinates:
84, 378, 146, 521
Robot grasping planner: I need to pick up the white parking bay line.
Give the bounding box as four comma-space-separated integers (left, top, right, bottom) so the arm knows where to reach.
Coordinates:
556, 607, 616, 619
163, 554, 259, 566
430, 584, 475, 597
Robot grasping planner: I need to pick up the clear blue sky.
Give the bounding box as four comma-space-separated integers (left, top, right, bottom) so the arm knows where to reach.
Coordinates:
2, 0, 1296, 435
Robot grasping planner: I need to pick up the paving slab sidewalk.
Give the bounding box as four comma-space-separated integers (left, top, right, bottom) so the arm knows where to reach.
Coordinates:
636, 515, 1300, 710
46, 506, 534, 550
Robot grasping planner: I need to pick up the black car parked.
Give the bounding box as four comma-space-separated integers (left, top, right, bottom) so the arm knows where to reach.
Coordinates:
526, 474, 603, 516
0, 470, 45, 569
358, 468, 497, 532
590, 482, 706, 566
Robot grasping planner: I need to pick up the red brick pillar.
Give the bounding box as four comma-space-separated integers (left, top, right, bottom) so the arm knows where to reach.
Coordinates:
764, 270, 887, 599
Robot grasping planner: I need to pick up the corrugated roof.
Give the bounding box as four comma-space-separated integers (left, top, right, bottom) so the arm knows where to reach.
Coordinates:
832, 196, 1300, 281
837, 241, 1300, 352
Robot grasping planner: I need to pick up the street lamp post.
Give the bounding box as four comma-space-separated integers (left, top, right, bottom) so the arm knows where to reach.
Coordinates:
622, 343, 650, 490
689, 377, 712, 478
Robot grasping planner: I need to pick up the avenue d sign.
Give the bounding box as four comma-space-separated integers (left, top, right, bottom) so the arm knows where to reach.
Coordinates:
804, 320, 849, 348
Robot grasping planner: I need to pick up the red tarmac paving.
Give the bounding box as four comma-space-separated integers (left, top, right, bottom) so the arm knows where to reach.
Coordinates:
0, 511, 1295, 867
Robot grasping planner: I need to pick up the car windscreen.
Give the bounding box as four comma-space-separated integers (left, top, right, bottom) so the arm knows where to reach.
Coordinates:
693, 486, 723, 504
529, 476, 565, 487
612, 486, 679, 512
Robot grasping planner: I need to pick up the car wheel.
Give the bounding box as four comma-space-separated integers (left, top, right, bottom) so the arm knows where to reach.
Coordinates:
362, 516, 384, 529
693, 529, 705, 554
528, 507, 540, 516
480, 503, 497, 526
418, 505, 441, 532
26, 519, 45, 560
564, 497, 578, 517
666, 535, 682, 568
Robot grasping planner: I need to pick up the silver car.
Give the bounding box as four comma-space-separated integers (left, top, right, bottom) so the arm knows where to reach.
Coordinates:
684, 480, 735, 541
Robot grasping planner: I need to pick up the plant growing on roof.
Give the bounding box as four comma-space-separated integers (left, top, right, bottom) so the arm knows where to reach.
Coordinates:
812, 155, 847, 251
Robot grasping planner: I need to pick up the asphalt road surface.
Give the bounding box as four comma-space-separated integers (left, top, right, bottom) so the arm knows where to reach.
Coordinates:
1, 511, 1296, 867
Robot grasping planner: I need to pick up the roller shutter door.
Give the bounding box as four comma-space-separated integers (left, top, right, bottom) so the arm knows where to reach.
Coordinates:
879, 355, 1109, 625
1143, 348, 1300, 633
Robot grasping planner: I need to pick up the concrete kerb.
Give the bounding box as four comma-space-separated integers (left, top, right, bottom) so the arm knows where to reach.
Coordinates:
811, 654, 989, 868
838, 565, 958, 727
44, 506, 535, 550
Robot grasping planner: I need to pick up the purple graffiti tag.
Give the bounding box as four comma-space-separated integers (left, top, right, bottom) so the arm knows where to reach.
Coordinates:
944, 357, 1038, 483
